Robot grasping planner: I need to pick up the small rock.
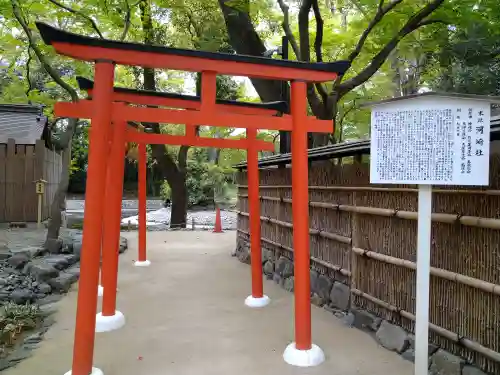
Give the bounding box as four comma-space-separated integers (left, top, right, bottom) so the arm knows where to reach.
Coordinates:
311, 293, 325, 307
66, 266, 80, 280
316, 274, 333, 301
119, 237, 128, 253
342, 312, 355, 327
375, 320, 409, 353
275, 256, 293, 278
462, 365, 487, 375
401, 348, 415, 363
38, 283, 52, 294
0, 278, 7, 286
263, 261, 274, 276
429, 349, 464, 375
47, 272, 78, 293
24, 332, 43, 345
72, 241, 82, 260
27, 260, 60, 282
283, 276, 294, 292
310, 270, 319, 294
352, 308, 378, 331
44, 255, 70, 270
61, 238, 74, 254
44, 238, 63, 254
9, 288, 34, 304
407, 334, 439, 356
329, 282, 350, 310
7, 253, 30, 269
237, 248, 251, 264
63, 254, 79, 266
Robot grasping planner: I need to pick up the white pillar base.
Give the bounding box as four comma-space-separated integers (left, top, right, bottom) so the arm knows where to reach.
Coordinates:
95, 311, 125, 333
283, 342, 325, 367
64, 367, 103, 375
134, 260, 151, 267
97, 285, 104, 297
244, 295, 270, 308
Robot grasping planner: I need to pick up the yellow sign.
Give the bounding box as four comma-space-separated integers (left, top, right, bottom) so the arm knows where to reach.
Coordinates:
35, 182, 45, 194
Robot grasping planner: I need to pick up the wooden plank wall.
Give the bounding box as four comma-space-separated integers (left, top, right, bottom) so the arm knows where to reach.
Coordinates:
0, 139, 62, 222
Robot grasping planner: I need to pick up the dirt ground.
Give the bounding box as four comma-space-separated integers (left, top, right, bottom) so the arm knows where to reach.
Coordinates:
4, 231, 413, 375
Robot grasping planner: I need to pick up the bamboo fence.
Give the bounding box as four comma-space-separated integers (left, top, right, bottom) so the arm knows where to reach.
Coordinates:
236, 155, 500, 374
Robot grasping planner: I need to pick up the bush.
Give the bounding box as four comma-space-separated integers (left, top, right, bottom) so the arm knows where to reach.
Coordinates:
160, 161, 231, 207
0, 303, 42, 349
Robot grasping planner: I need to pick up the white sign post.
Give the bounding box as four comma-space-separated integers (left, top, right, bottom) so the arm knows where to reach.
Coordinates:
367, 94, 492, 375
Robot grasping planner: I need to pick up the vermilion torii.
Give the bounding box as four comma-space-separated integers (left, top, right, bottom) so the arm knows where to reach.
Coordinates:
36, 21, 350, 375
72, 77, 288, 331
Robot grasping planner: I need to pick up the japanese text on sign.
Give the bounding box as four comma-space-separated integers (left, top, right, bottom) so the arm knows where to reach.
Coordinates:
369, 99, 490, 186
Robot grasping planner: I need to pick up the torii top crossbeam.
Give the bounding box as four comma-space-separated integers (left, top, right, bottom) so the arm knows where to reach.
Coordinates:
37, 23, 349, 82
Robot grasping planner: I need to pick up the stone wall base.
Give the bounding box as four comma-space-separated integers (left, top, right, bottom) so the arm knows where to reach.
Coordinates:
234, 235, 489, 375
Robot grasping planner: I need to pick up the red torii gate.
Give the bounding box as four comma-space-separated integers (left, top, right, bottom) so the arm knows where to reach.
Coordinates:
73, 77, 287, 315
36, 22, 350, 375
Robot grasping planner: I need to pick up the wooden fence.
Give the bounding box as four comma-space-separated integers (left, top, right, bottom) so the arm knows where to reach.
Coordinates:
236, 156, 500, 374
0, 139, 62, 223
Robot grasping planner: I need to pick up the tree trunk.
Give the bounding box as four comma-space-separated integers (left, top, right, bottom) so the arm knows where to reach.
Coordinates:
46, 119, 76, 240
170, 175, 187, 229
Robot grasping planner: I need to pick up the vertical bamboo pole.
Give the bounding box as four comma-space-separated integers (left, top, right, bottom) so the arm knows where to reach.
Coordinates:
71, 61, 115, 375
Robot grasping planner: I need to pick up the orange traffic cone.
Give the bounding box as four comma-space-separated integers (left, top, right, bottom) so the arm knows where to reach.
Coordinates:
213, 207, 223, 233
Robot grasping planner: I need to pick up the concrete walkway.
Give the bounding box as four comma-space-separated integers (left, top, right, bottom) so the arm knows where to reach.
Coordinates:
5, 231, 412, 375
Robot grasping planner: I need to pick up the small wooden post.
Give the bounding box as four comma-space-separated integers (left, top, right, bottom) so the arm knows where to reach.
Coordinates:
34, 179, 46, 229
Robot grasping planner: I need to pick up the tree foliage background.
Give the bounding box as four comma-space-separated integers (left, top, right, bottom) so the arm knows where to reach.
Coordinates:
0, 0, 499, 230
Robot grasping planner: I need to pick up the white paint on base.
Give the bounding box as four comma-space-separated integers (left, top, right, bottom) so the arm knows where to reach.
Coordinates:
97, 285, 104, 297
134, 260, 151, 267
64, 367, 104, 375
283, 342, 325, 367
95, 311, 126, 333
244, 295, 270, 308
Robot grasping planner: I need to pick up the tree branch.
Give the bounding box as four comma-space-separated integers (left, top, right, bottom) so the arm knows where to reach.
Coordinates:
338, 0, 446, 96
46, 0, 104, 39
276, 0, 300, 58
298, 0, 313, 62
119, 0, 134, 41
347, 0, 404, 63
311, 0, 328, 101
12, 0, 78, 102
25, 47, 33, 97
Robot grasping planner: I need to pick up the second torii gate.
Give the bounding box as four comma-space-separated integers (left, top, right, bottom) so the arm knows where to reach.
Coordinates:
74, 77, 289, 313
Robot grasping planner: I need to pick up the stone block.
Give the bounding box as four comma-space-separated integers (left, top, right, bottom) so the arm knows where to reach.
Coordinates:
7, 253, 30, 270
44, 238, 63, 254
27, 260, 60, 282
48, 272, 78, 293
275, 256, 293, 278
311, 293, 325, 307
407, 334, 439, 356
263, 261, 274, 276
352, 308, 378, 331
237, 248, 251, 264
429, 349, 464, 375
283, 276, 294, 292
375, 320, 409, 353
316, 274, 333, 301
329, 282, 350, 310
310, 269, 319, 294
